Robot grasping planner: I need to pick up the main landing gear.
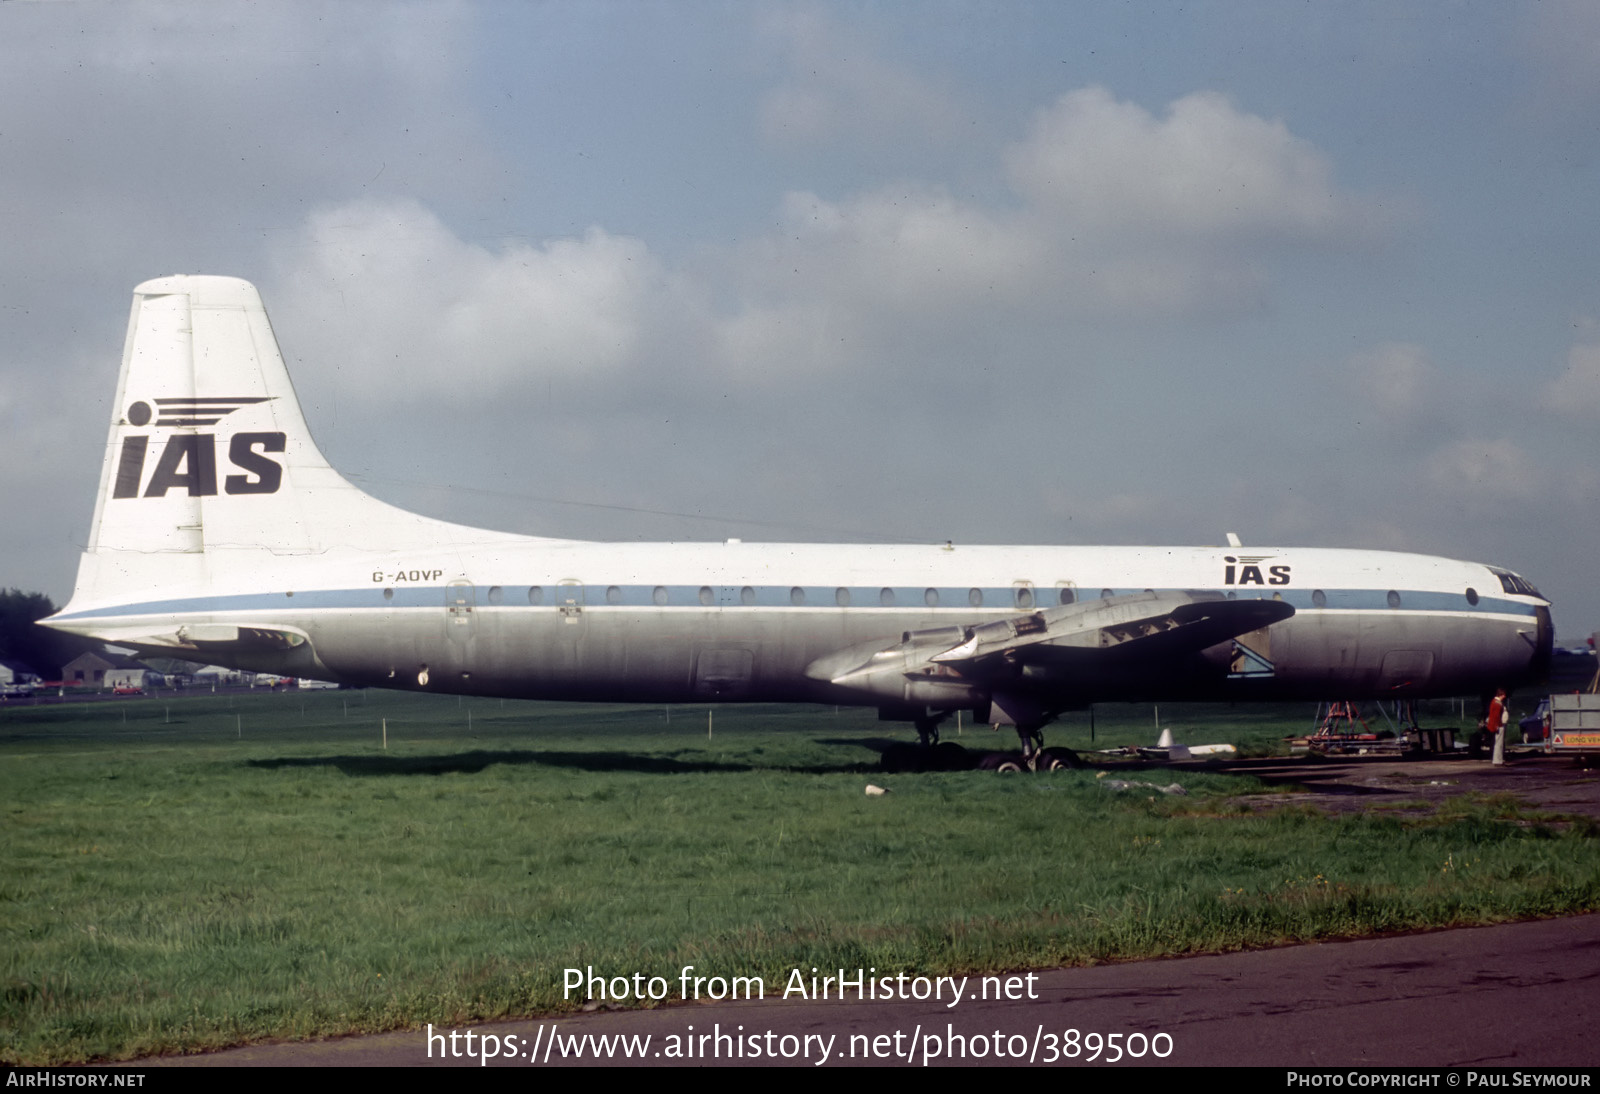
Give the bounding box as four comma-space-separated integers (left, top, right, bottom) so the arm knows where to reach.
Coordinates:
1011, 719, 1080, 772
879, 712, 1078, 774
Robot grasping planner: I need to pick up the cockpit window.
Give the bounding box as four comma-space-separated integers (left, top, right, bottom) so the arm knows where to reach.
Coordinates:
1488, 566, 1543, 598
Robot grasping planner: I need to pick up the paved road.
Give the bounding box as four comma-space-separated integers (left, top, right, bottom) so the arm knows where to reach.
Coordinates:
145, 913, 1600, 1067
1210, 750, 1600, 820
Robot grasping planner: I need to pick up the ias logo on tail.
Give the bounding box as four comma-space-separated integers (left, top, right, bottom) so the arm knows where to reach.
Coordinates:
126, 396, 272, 428
113, 397, 284, 498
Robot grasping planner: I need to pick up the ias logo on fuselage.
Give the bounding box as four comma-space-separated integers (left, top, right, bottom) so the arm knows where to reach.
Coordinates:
112, 397, 284, 498
1224, 555, 1291, 586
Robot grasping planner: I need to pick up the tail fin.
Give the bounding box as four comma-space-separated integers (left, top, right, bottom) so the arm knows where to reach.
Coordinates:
64, 276, 508, 615
86, 276, 345, 560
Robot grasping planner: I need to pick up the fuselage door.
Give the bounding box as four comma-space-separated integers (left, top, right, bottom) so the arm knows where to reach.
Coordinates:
694, 648, 755, 697
1229, 625, 1277, 678
558, 579, 584, 624
446, 579, 476, 642
1378, 650, 1435, 692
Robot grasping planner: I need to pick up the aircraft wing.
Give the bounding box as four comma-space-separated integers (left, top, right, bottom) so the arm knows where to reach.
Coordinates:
805, 591, 1295, 713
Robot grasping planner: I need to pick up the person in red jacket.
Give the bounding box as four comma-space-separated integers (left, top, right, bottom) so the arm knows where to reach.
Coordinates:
1486, 687, 1509, 765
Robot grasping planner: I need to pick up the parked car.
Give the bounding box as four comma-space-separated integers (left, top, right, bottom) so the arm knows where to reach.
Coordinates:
2, 682, 36, 699
1520, 699, 1550, 743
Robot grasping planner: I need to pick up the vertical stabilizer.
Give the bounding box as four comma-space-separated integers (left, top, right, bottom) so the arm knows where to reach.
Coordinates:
65, 276, 499, 614
85, 276, 340, 561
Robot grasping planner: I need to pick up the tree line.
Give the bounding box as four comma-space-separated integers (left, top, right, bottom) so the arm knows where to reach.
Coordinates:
0, 589, 102, 677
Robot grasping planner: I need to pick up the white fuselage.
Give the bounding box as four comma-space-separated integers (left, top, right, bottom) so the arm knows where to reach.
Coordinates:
50, 538, 1551, 708
43, 276, 1554, 721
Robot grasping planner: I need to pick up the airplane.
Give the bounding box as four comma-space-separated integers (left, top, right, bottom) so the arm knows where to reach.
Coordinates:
43, 276, 1554, 764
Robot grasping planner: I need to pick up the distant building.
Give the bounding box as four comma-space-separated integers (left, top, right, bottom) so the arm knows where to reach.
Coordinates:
192, 664, 246, 686
0, 658, 40, 686
61, 650, 153, 688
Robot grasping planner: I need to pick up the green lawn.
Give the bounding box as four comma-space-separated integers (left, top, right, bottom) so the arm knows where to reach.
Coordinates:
1, 691, 1591, 1063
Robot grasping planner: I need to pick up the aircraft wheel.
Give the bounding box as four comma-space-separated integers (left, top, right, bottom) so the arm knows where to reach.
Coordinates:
1035, 746, 1079, 771
880, 742, 920, 773
932, 741, 973, 771
979, 752, 1025, 773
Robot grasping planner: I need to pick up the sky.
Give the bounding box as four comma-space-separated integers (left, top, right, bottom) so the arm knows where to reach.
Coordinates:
2, 1, 1597, 639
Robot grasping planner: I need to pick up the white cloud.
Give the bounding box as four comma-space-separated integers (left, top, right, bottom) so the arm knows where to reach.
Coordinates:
1005, 88, 1362, 242
1540, 341, 1600, 418
0, 2, 491, 298
1425, 438, 1539, 502
272, 87, 1387, 394
1346, 342, 1438, 420
709, 184, 1042, 374
756, 6, 960, 149
79, 2, 468, 89
269, 198, 671, 393
768, 187, 1034, 303
716, 87, 1386, 358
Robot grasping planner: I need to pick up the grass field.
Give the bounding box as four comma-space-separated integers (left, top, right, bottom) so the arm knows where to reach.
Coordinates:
2, 690, 1595, 1063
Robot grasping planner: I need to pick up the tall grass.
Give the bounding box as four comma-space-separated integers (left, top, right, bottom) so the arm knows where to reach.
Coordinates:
1, 692, 1591, 1062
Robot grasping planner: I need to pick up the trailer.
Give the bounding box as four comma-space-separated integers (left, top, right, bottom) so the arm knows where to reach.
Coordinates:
1544, 694, 1600, 755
